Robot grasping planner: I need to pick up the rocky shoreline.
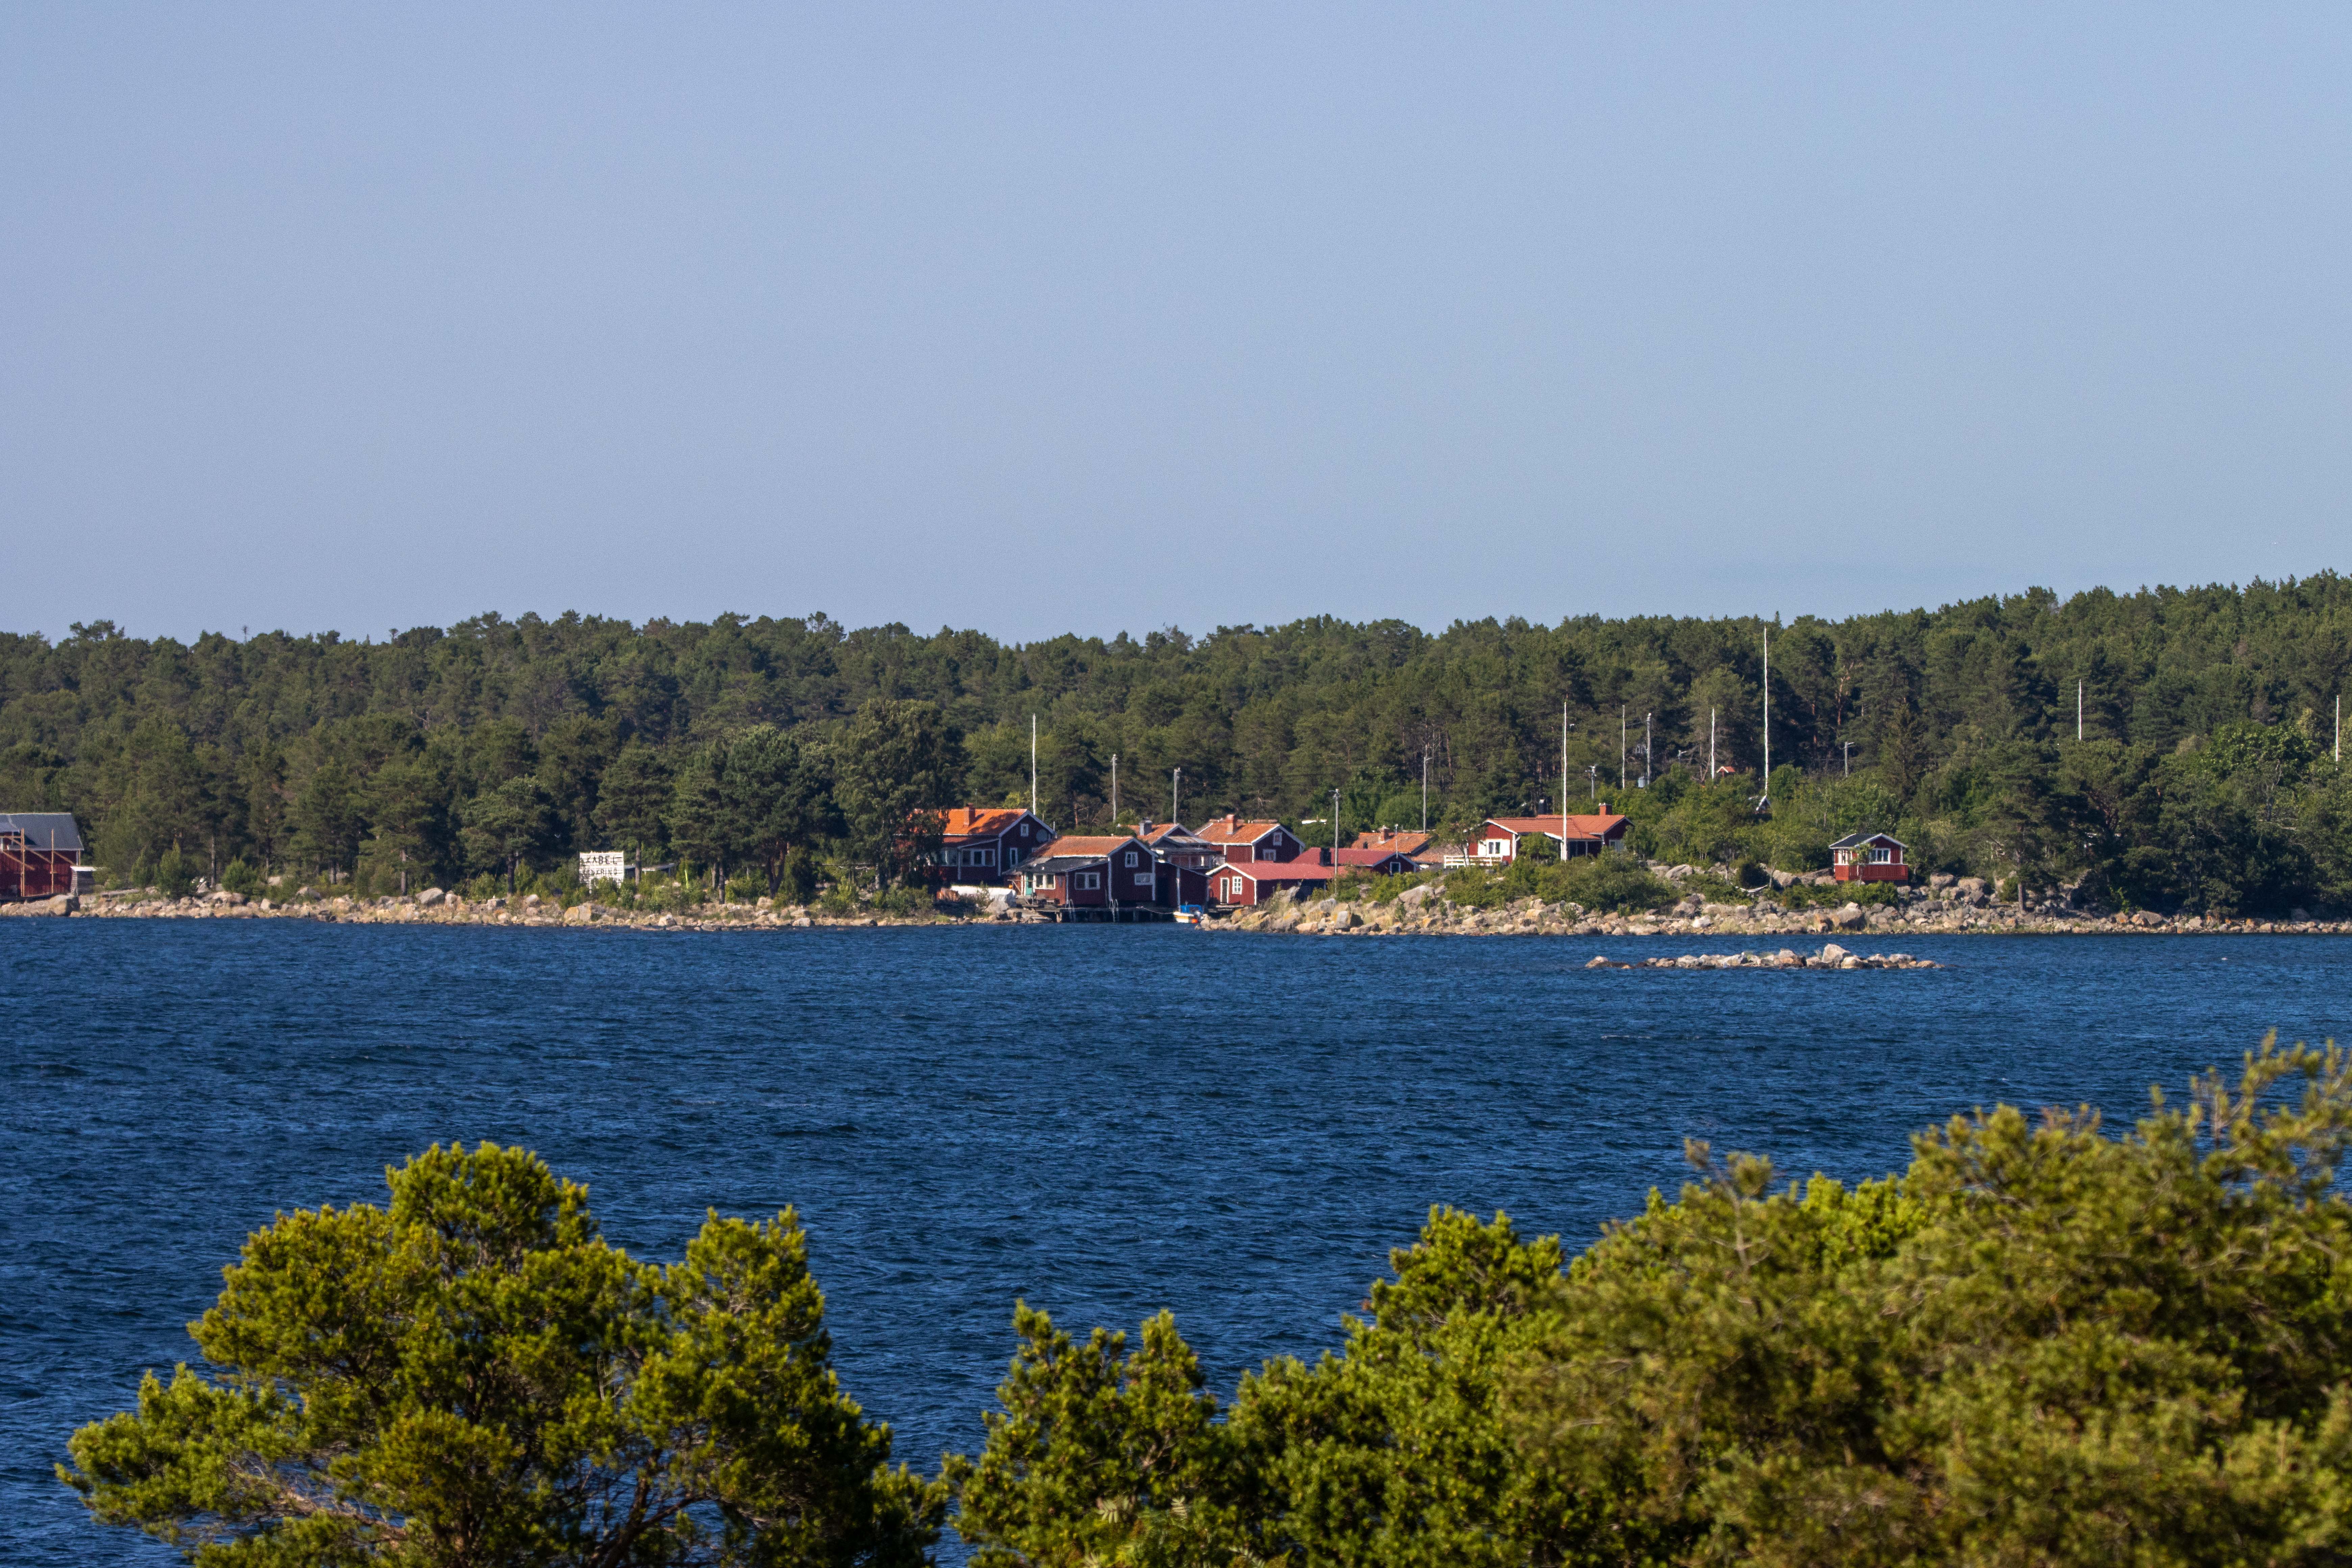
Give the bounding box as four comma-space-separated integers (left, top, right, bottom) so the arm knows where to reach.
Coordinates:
1208, 879, 2352, 939
4, 882, 2348, 938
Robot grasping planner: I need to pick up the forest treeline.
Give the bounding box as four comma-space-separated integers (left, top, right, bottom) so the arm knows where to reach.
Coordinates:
8, 573, 2352, 912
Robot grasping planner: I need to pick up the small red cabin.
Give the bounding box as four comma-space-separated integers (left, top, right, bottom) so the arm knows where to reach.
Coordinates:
1, 812, 89, 901
1830, 831, 1909, 883
1209, 860, 1336, 907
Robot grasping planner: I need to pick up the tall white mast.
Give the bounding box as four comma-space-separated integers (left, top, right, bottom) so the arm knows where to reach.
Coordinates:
1030, 715, 1037, 818
1762, 625, 1771, 799
1560, 702, 1569, 860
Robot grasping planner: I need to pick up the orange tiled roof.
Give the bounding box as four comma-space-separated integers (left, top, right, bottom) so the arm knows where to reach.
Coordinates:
1352, 829, 1432, 856
1197, 814, 1287, 845
940, 807, 1036, 839
1036, 835, 1143, 857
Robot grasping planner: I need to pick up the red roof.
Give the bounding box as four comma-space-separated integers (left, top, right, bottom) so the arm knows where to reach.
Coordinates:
1197, 814, 1287, 846
939, 807, 1044, 840
1330, 846, 1417, 868
1225, 861, 1335, 883
1352, 829, 1432, 856
1482, 814, 1628, 841
1036, 835, 1143, 857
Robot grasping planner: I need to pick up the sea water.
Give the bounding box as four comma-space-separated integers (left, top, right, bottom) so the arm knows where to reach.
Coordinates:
4, 921, 2346, 1563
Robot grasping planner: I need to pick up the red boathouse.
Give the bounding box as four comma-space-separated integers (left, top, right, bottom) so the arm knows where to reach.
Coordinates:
1, 812, 89, 901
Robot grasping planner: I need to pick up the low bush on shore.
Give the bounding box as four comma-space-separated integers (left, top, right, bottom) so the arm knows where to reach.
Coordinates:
1446, 854, 1680, 914
66, 1041, 2352, 1566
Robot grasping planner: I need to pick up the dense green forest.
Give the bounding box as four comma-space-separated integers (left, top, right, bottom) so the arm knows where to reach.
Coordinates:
7, 574, 2352, 912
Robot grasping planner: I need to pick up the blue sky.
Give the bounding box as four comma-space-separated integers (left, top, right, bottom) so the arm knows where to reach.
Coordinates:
4, 5, 2347, 644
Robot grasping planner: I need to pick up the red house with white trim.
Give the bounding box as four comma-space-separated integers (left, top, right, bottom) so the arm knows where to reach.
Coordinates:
1196, 815, 1307, 864
1830, 831, 1909, 883
1210, 859, 1337, 907
934, 807, 1056, 884
1017, 835, 1184, 909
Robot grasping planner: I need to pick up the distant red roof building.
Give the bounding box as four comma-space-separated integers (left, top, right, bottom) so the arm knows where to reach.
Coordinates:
1328, 846, 1421, 876
0, 812, 87, 902
1209, 858, 1336, 907
935, 806, 1055, 884
1352, 828, 1433, 859
1133, 820, 1219, 871
1469, 813, 1630, 864
1196, 814, 1307, 864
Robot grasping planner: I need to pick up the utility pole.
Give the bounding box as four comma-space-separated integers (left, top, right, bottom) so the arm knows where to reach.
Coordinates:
1709, 707, 1716, 780
1561, 703, 1570, 860
1030, 715, 1037, 818
1110, 754, 1119, 826
1619, 705, 1627, 791
2077, 677, 2084, 741
1643, 712, 1652, 787
1421, 749, 1429, 834
1843, 738, 1851, 777
1762, 624, 1772, 799
2337, 694, 2342, 764
1172, 767, 1182, 824
1332, 787, 1342, 860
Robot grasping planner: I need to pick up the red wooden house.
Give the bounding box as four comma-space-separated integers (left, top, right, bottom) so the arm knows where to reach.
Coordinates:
1468, 813, 1629, 864
1328, 846, 1421, 876
1352, 828, 1434, 862
1196, 814, 1308, 864
1830, 832, 1909, 883
1135, 821, 1220, 873
934, 807, 1056, 884
1209, 859, 1336, 907
0, 813, 88, 901
1016, 835, 1170, 910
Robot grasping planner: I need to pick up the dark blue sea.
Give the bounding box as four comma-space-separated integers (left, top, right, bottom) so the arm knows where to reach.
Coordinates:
4, 922, 2347, 1563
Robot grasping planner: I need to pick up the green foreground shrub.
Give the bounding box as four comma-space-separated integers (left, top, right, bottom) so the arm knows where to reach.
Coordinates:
67, 1043, 2352, 1567
951, 1039, 2352, 1568
60, 1144, 942, 1566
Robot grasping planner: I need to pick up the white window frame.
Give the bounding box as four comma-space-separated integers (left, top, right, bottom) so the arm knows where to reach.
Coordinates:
1079, 871, 1101, 890
1124, 851, 1138, 866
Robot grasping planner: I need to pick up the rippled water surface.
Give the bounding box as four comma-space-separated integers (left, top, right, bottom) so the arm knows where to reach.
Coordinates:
5, 921, 2348, 1562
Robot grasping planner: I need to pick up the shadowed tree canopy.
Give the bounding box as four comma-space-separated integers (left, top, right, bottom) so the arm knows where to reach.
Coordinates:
59, 1143, 945, 1568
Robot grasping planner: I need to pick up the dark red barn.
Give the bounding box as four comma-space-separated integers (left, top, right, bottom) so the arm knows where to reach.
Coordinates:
1, 813, 89, 901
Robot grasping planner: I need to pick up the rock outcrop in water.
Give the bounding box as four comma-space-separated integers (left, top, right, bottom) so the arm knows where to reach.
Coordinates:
1585, 944, 1940, 970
